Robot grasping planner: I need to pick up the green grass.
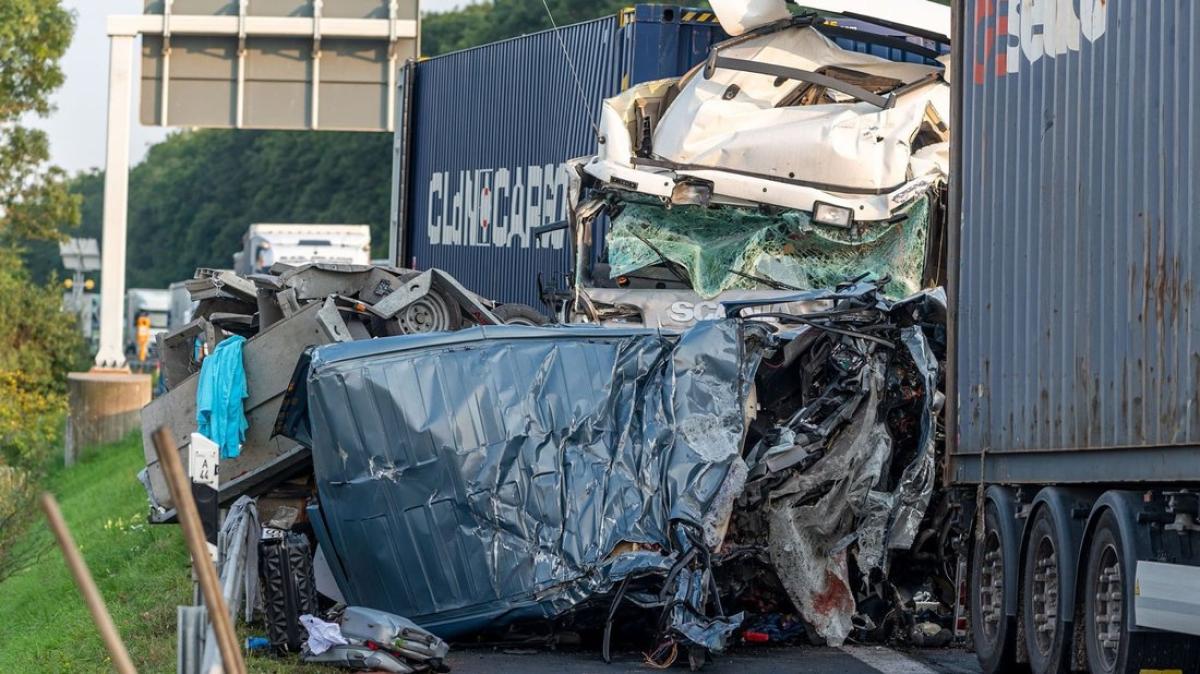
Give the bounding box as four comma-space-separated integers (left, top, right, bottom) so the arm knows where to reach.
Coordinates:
0, 434, 324, 672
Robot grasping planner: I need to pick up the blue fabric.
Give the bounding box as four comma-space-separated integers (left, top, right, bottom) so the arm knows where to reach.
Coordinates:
196, 335, 249, 459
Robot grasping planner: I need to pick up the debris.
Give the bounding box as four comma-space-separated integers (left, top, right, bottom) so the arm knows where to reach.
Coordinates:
281, 278, 949, 663
299, 614, 349, 655
138, 263, 503, 519
301, 607, 450, 673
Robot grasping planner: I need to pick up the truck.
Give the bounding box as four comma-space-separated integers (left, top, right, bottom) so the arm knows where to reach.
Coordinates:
124, 288, 171, 362
232, 223, 371, 276
566, 1, 951, 328
567, 1, 1200, 671
950, 1, 1200, 672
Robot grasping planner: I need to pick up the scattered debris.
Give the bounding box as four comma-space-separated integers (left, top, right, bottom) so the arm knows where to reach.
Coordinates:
301, 607, 450, 673
139, 263, 505, 519
279, 278, 951, 666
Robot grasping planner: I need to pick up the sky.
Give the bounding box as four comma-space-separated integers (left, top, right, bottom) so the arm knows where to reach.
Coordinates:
33, 0, 473, 175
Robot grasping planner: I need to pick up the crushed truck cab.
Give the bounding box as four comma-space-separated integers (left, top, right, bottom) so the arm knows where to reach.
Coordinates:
565, 2, 951, 327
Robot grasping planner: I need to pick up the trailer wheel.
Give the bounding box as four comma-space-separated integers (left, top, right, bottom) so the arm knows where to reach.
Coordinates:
972, 502, 1021, 674
493, 303, 548, 326
1083, 511, 1141, 674
1022, 507, 1069, 673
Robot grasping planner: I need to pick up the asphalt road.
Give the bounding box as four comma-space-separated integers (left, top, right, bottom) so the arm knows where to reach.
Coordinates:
448, 645, 981, 673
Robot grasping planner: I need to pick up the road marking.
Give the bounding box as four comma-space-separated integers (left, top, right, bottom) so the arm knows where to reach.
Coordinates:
839, 645, 941, 674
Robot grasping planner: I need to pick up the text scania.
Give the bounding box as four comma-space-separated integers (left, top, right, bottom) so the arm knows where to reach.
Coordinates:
973, 0, 1108, 84
426, 164, 569, 250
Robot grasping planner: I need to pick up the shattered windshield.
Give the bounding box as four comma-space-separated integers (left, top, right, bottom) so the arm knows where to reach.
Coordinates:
605, 194, 931, 299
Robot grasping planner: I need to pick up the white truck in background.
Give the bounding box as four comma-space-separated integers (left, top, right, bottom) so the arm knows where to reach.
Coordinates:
232, 224, 372, 275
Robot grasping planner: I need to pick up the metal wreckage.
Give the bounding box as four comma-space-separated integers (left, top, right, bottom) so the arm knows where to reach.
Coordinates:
276, 279, 951, 668
140, 0, 961, 669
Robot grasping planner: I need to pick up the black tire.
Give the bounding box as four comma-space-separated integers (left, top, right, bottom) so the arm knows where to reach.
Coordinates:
1022, 507, 1070, 674
972, 502, 1022, 674
1083, 511, 1139, 674
493, 303, 548, 326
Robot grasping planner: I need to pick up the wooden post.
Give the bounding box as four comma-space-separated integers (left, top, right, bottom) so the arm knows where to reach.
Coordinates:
150, 426, 247, 674
40, 493, 138, 674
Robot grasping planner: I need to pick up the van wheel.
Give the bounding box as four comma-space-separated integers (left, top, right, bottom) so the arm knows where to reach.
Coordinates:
1022, 507, 1069, 673
1084, 511, 1142, 674
493, 303, 547, 326
972, 502, 1021, 673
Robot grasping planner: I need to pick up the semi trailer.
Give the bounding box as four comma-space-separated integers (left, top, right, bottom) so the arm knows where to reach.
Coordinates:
951, 2, 1200, 673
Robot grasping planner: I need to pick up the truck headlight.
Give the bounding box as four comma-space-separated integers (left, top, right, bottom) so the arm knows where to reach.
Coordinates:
813, 202, 854, 228
670, 181, 713, 207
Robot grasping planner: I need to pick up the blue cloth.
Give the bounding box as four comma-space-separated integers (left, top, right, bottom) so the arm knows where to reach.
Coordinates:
196, 335, 249, 459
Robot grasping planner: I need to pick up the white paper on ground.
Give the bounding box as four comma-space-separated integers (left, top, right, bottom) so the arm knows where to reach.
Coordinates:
300, 614, 349, 655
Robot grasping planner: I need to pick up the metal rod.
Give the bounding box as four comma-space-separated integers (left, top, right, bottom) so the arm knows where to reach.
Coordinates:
151, 427, 247, 674
40, 493, 138, 674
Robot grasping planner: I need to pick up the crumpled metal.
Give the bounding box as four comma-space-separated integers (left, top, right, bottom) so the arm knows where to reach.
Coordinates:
731, 282, 946, 647
285, 321, 765, 644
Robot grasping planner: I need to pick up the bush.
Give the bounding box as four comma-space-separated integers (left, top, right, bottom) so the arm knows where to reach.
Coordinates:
0, 465, 46, 583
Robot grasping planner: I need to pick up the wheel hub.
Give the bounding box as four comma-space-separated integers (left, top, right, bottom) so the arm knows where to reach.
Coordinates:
399, 293, 453, 333
1092, 544, 1123, 669
1031, 536, 1059, 655
980, 530, 1005, 640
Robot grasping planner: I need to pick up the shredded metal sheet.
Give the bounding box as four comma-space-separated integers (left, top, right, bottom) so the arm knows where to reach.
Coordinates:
287, 282, 947, 655
291, 323, 764, 641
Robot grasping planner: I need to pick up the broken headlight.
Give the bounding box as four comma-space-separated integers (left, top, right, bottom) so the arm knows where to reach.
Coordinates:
670, 180, 713, 207
812, 201, 854, 228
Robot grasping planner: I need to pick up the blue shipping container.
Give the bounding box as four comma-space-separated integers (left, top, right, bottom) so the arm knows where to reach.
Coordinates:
393, 6, 726, 309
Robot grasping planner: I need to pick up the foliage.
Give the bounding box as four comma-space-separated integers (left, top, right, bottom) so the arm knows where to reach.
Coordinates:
420, 0, 680, 56
0, 0, 86, 594
0, 465, 47, 584
0, 0, 78, 243
0, 436, 329, 673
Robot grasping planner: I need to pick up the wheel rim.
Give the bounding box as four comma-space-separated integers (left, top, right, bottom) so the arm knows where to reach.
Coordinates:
504, 317, 539, 326
1031, 535, 1059, 655
398, 293, 453, 333
979, 528, 1005, 643
1092, 543, 1123, 669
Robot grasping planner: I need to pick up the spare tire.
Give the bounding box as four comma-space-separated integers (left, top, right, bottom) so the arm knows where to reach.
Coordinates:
492, 303, 548, 326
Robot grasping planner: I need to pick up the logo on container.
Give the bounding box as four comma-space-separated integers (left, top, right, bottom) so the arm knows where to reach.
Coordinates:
425, 164, 569, 250
973, 0, 1109, 85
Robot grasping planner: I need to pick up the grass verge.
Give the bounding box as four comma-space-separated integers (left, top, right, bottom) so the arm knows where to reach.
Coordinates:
0, 434, 323, 672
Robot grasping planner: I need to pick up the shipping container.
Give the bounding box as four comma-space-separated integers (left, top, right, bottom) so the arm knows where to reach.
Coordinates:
389, 5, 727, 309
949, 2, 1200, 671
951, 2, 1200, 485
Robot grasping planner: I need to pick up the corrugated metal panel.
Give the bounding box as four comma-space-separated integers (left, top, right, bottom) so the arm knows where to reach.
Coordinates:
952, 1, 1200, 484
402, 6, 727, 309
405, 15, 617, 308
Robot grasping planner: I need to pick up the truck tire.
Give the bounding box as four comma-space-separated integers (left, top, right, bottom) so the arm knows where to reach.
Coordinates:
972, 502, 1022, 674
493, 303, 548, 326
1083, 511, 1141, 674
1022, 507, 1070, 673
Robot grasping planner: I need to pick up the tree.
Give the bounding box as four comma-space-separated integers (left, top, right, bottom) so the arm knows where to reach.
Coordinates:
0, 0, 85, 582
